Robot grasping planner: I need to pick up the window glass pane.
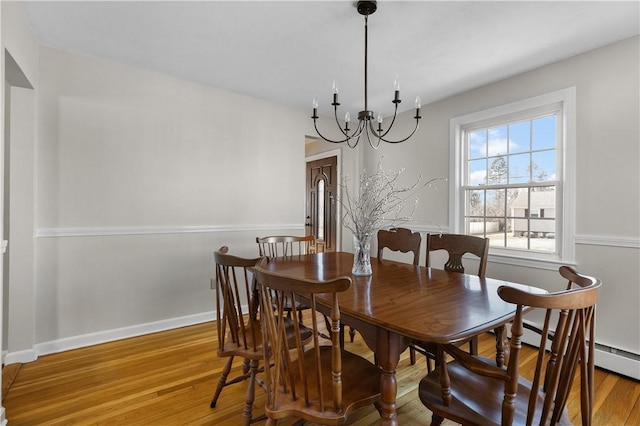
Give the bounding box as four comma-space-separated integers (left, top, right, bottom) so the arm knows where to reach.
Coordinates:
529, 219, 556, 251
508, 153, 530, 184
317, 179, 325, 240
506, 229, 529, 249
531, 150, 555, 182
532, 115, 556, 151
488, 126, 508, 156
467, 218, 486, 236
468, 130, 486, 159
487, 219, 505, 247
487, 156, 507, 185
508, 120, 530, 154
485, 189, 505, 218
468, 159, 487, 186
466, 189, 485, 218
530, 186, 555, 212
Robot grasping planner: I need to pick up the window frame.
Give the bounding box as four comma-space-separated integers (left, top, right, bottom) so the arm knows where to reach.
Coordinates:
449, 88, 576, 270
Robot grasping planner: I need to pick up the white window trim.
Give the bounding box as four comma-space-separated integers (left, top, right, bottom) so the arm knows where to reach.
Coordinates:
449, 88, 576, 271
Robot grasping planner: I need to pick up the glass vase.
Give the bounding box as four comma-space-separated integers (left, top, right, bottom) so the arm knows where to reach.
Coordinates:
352, 233, 372, 276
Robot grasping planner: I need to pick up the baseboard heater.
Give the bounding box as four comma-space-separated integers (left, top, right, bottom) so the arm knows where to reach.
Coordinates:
594, 343, 640, 380
521, 327, 640, 380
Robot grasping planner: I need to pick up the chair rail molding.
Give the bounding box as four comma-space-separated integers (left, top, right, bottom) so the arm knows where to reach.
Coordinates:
574, 234, 640, 249
36, 224, 304, 238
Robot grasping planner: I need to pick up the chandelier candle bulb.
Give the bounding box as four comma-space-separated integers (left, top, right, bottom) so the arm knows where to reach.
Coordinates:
394, 77, 400, 102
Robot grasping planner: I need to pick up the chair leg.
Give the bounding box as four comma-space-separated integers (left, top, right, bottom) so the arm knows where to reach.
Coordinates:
241, 357, 251, 375
265, 419, 277, 426
410, 346, 416, 365
430, 413, 444, 426
211, 356, 234, 408
242, 358, 260, 426
426, 354, 434, 373
469, 335, 478, 355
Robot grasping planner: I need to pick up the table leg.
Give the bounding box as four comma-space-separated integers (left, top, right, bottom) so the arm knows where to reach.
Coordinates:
375, 329, 406, 426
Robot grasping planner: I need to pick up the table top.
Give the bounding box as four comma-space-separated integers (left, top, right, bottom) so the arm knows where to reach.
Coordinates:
263, 251, 546, 345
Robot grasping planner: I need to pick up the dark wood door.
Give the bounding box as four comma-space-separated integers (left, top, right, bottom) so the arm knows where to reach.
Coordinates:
306, 156, 337, 252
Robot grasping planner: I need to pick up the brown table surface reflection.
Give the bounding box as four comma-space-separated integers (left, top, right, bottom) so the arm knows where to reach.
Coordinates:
264, 251, 546, 426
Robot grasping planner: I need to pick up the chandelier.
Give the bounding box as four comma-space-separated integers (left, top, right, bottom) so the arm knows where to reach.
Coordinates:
311, 0, 422, 149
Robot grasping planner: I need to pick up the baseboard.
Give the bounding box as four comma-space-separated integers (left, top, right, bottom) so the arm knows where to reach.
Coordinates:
3, 349, 36, 365
24, 311, 215, 360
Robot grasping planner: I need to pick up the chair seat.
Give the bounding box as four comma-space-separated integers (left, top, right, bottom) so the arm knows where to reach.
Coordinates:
419, 358, 571, 426
217, 318, 313, 359
266, 347, 381, 424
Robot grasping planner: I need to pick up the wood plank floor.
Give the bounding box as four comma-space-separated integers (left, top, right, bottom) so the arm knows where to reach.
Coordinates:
4, 317, 640, 425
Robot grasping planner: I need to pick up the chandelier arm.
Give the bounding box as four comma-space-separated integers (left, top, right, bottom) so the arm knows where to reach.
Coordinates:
371, 103, 399, 139
347, 120, 367, 148
333, 105, 350, 137
378, 117, 421, 144
312, 118, 353, 144
347, 133, 361, 149
333, 106, 365, 140
365, 124, 382, 149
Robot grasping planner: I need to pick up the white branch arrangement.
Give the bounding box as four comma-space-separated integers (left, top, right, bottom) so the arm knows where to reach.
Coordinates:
339, 159, 445, 241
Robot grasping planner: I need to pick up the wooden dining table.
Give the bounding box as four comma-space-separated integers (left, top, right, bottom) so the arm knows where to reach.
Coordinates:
262, 251, 546, 426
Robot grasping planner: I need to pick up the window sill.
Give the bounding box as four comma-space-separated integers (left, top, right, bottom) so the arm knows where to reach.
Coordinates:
487, 250, 576, 271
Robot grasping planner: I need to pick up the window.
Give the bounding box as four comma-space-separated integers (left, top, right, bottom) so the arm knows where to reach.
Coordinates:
450, 88, 576, 268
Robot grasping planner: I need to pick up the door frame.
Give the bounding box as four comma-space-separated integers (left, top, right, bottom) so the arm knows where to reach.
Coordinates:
305, 148, 342, 252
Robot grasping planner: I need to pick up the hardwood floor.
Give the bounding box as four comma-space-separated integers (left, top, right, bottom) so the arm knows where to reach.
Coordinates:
4, 317, 640, 425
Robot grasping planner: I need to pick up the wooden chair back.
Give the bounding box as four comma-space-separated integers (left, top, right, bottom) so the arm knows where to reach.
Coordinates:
256, 235, 316, 257
426, 233, 489, 277
377, 227, 422, 265
214, 246, 262, 357
419, 266, 601, 426
254, 258, 381, 424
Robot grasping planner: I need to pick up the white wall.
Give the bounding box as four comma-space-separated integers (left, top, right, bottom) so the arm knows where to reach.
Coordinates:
5, 85, 36, 360
368, 36, 640, 376
33, 45, 315, 350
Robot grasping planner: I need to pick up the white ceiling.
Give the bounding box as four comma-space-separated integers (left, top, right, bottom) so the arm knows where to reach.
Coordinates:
21, 1, 640, 117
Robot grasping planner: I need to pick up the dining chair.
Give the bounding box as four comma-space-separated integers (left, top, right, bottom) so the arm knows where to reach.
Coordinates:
254, 257, 382, 425
418, 266, 601, 426
377, 227, 422, 265
210, 246, 311, 425
425, 232, 489, 278
374, 227, 422, 364
256, 235, 317, 327
414, 233, 490, 370
256, 235, 317, 258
